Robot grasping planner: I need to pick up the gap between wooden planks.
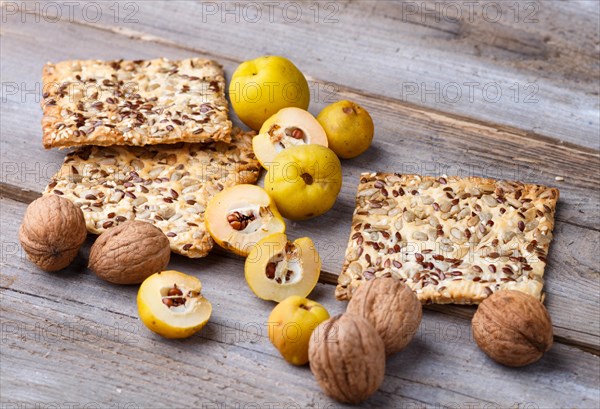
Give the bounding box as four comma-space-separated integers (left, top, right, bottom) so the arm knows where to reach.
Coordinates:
2, 182, 598, 356
1, 7, 598, 352
2, 19, 599, 227
41, 9, 600, 154
1, 14, 598, 353
1, 196, 599, 408
12, 1, 599, 148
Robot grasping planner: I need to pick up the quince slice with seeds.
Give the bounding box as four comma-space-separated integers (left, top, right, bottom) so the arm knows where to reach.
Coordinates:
137, 270, 212, 339
253, 107, 328, 168
245, 233, 321, 302
205, 184, 286, 256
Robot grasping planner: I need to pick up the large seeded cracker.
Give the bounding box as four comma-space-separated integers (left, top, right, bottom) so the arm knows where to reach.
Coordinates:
336, 173, 559, 304
43, 129, 259, 258
41, 58, 232, 148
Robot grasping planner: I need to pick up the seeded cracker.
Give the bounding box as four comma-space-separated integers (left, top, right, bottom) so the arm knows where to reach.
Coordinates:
43, 129, 259, 258
336, 173, 559, 304
41, 58, 231, 148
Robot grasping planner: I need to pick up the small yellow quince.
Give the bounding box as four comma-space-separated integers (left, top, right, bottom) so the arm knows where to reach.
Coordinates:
268, 295, 330, 365
264, 145, 342, 220
229, 56, 310, 131
317, 100, 374, 159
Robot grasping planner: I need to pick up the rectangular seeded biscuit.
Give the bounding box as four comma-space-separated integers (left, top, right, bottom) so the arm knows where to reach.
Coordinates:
41, 58, 232, 148
43, 128, 259, 258
336, 173, 559, 304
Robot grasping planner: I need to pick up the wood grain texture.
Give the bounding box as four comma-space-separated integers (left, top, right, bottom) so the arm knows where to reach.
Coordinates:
1, 198, 599, 408
0, 14, 598, 351
3, 181, 599, 354
1, 1, 599, 406
2, 14, 598, 228
13, 0, 598, 147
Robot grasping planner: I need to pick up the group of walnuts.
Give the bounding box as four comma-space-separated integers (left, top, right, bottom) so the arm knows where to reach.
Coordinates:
19, 195, 171, 284
309, 278, 422, 404
309, 278, 553, 404
19, 195, 554, 405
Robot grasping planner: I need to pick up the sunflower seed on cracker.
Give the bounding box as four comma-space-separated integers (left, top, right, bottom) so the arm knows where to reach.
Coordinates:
43, 128, 259, 258
336, 173, 559, 304
41, 58, 231, 148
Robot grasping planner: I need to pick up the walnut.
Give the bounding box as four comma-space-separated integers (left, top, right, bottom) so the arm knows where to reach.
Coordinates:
347, 277, 422, 356
89, 221, 171, 284
308, 313, 385, 404
19, 195, 87, 271
472, 290, 553, 367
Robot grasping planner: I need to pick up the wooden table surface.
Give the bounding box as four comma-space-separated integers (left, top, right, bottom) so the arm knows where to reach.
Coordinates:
1, 1, 599, 407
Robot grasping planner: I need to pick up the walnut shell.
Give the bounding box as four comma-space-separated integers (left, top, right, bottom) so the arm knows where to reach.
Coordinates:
347, 277, 422, 356
89, 221, 170, 284
308, 313, 385, 404
19, 195, 87, 271
472, 290, 553, 367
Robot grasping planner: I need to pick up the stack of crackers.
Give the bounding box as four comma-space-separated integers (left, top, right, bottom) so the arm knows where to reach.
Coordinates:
41, 58, 260, 258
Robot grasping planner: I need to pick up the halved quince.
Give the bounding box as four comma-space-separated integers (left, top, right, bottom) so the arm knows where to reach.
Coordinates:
252, 107, 328, 168
245, 233, 321, 302
137, 270, 212, 339
205, 184, 286, 256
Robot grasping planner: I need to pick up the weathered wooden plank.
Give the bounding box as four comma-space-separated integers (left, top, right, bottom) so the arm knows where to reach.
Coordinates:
2, 172, 600, 353
11, 0, 598, 148
0, 17, 598, 351
0, 289, 347, 407
1, 197, 599, 407
1, 17, 598, 228
2, 2, 599, 406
